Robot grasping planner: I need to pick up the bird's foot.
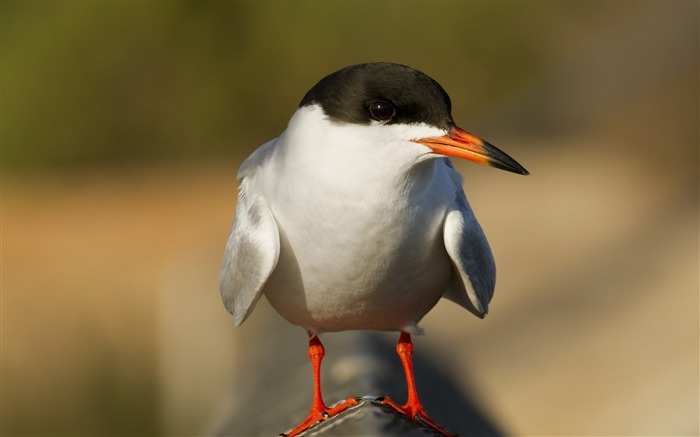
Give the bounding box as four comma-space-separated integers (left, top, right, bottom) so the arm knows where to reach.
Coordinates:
280, 397, 360, 437
379, 396, 456, 436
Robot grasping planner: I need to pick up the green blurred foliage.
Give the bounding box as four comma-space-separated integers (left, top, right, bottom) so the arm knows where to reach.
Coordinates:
2, 0, 582, 172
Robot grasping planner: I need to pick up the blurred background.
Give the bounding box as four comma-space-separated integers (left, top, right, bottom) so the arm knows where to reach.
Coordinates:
3, 1, 698, 436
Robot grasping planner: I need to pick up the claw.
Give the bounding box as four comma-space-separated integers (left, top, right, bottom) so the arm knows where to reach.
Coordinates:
282, 335, 360, 436
378, 332, 456, 436
283, 397, 359, 436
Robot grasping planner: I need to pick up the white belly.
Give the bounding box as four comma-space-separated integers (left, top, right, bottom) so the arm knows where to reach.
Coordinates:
262, 162, 454, 333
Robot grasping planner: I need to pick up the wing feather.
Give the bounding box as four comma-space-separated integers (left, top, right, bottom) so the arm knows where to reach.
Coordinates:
219, 177, 279, 326
442, 183, 496, 318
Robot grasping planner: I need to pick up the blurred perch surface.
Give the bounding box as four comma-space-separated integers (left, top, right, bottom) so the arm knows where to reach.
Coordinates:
205, 326, 503, 437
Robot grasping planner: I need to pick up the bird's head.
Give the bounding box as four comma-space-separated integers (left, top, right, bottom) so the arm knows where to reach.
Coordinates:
298, 62, 529, 175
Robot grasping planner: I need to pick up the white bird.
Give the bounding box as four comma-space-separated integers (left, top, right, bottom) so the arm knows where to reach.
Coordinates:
219, 62, 528, 436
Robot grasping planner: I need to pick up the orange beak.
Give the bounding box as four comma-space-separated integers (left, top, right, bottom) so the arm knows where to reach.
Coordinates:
415, 125, 529, 175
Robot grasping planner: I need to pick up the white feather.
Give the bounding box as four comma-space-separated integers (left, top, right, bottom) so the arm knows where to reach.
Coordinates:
219, 104, 494, 333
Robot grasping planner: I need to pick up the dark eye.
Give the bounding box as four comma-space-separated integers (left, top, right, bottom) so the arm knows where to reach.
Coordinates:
369, 101, 396, 121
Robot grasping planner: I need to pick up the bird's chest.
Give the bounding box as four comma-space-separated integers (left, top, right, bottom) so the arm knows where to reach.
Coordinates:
262, 168, 453, 330
286, 189, 442, 271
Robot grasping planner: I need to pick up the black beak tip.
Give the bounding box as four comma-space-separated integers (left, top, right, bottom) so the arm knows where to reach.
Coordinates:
482, 139, 529, 175
494, 158, 529, 176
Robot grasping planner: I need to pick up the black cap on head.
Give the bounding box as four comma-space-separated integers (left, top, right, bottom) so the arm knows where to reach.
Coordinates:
299, 63, 454, 131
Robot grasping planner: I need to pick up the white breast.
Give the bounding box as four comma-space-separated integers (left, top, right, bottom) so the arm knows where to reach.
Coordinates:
251, 105, 458, 333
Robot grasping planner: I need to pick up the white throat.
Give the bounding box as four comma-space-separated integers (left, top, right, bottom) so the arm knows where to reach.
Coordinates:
275, 105, 447, 192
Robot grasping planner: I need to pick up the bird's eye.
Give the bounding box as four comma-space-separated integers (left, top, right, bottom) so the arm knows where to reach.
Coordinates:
369, 101, 396, 122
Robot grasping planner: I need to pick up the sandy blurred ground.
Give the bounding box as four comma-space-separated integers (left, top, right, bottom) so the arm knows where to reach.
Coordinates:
3, 165, 236, 435
3, 2, 698, 436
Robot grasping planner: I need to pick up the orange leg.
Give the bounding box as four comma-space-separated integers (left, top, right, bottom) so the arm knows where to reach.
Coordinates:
381, 331, 455, 436
282, 334, 359, 437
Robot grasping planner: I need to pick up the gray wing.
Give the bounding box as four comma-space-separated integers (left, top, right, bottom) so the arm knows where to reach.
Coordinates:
442, 183, 496, 319
219, 177, 279, 326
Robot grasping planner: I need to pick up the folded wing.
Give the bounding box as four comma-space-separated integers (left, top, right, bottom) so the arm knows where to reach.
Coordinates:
442, 179, 496, 318
219, 178, 280, 326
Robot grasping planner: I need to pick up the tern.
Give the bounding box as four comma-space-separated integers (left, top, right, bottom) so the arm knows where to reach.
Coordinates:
220, 62, 528, 436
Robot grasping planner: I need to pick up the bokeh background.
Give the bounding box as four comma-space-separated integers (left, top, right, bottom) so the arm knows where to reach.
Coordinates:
3, 1, 698, 436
